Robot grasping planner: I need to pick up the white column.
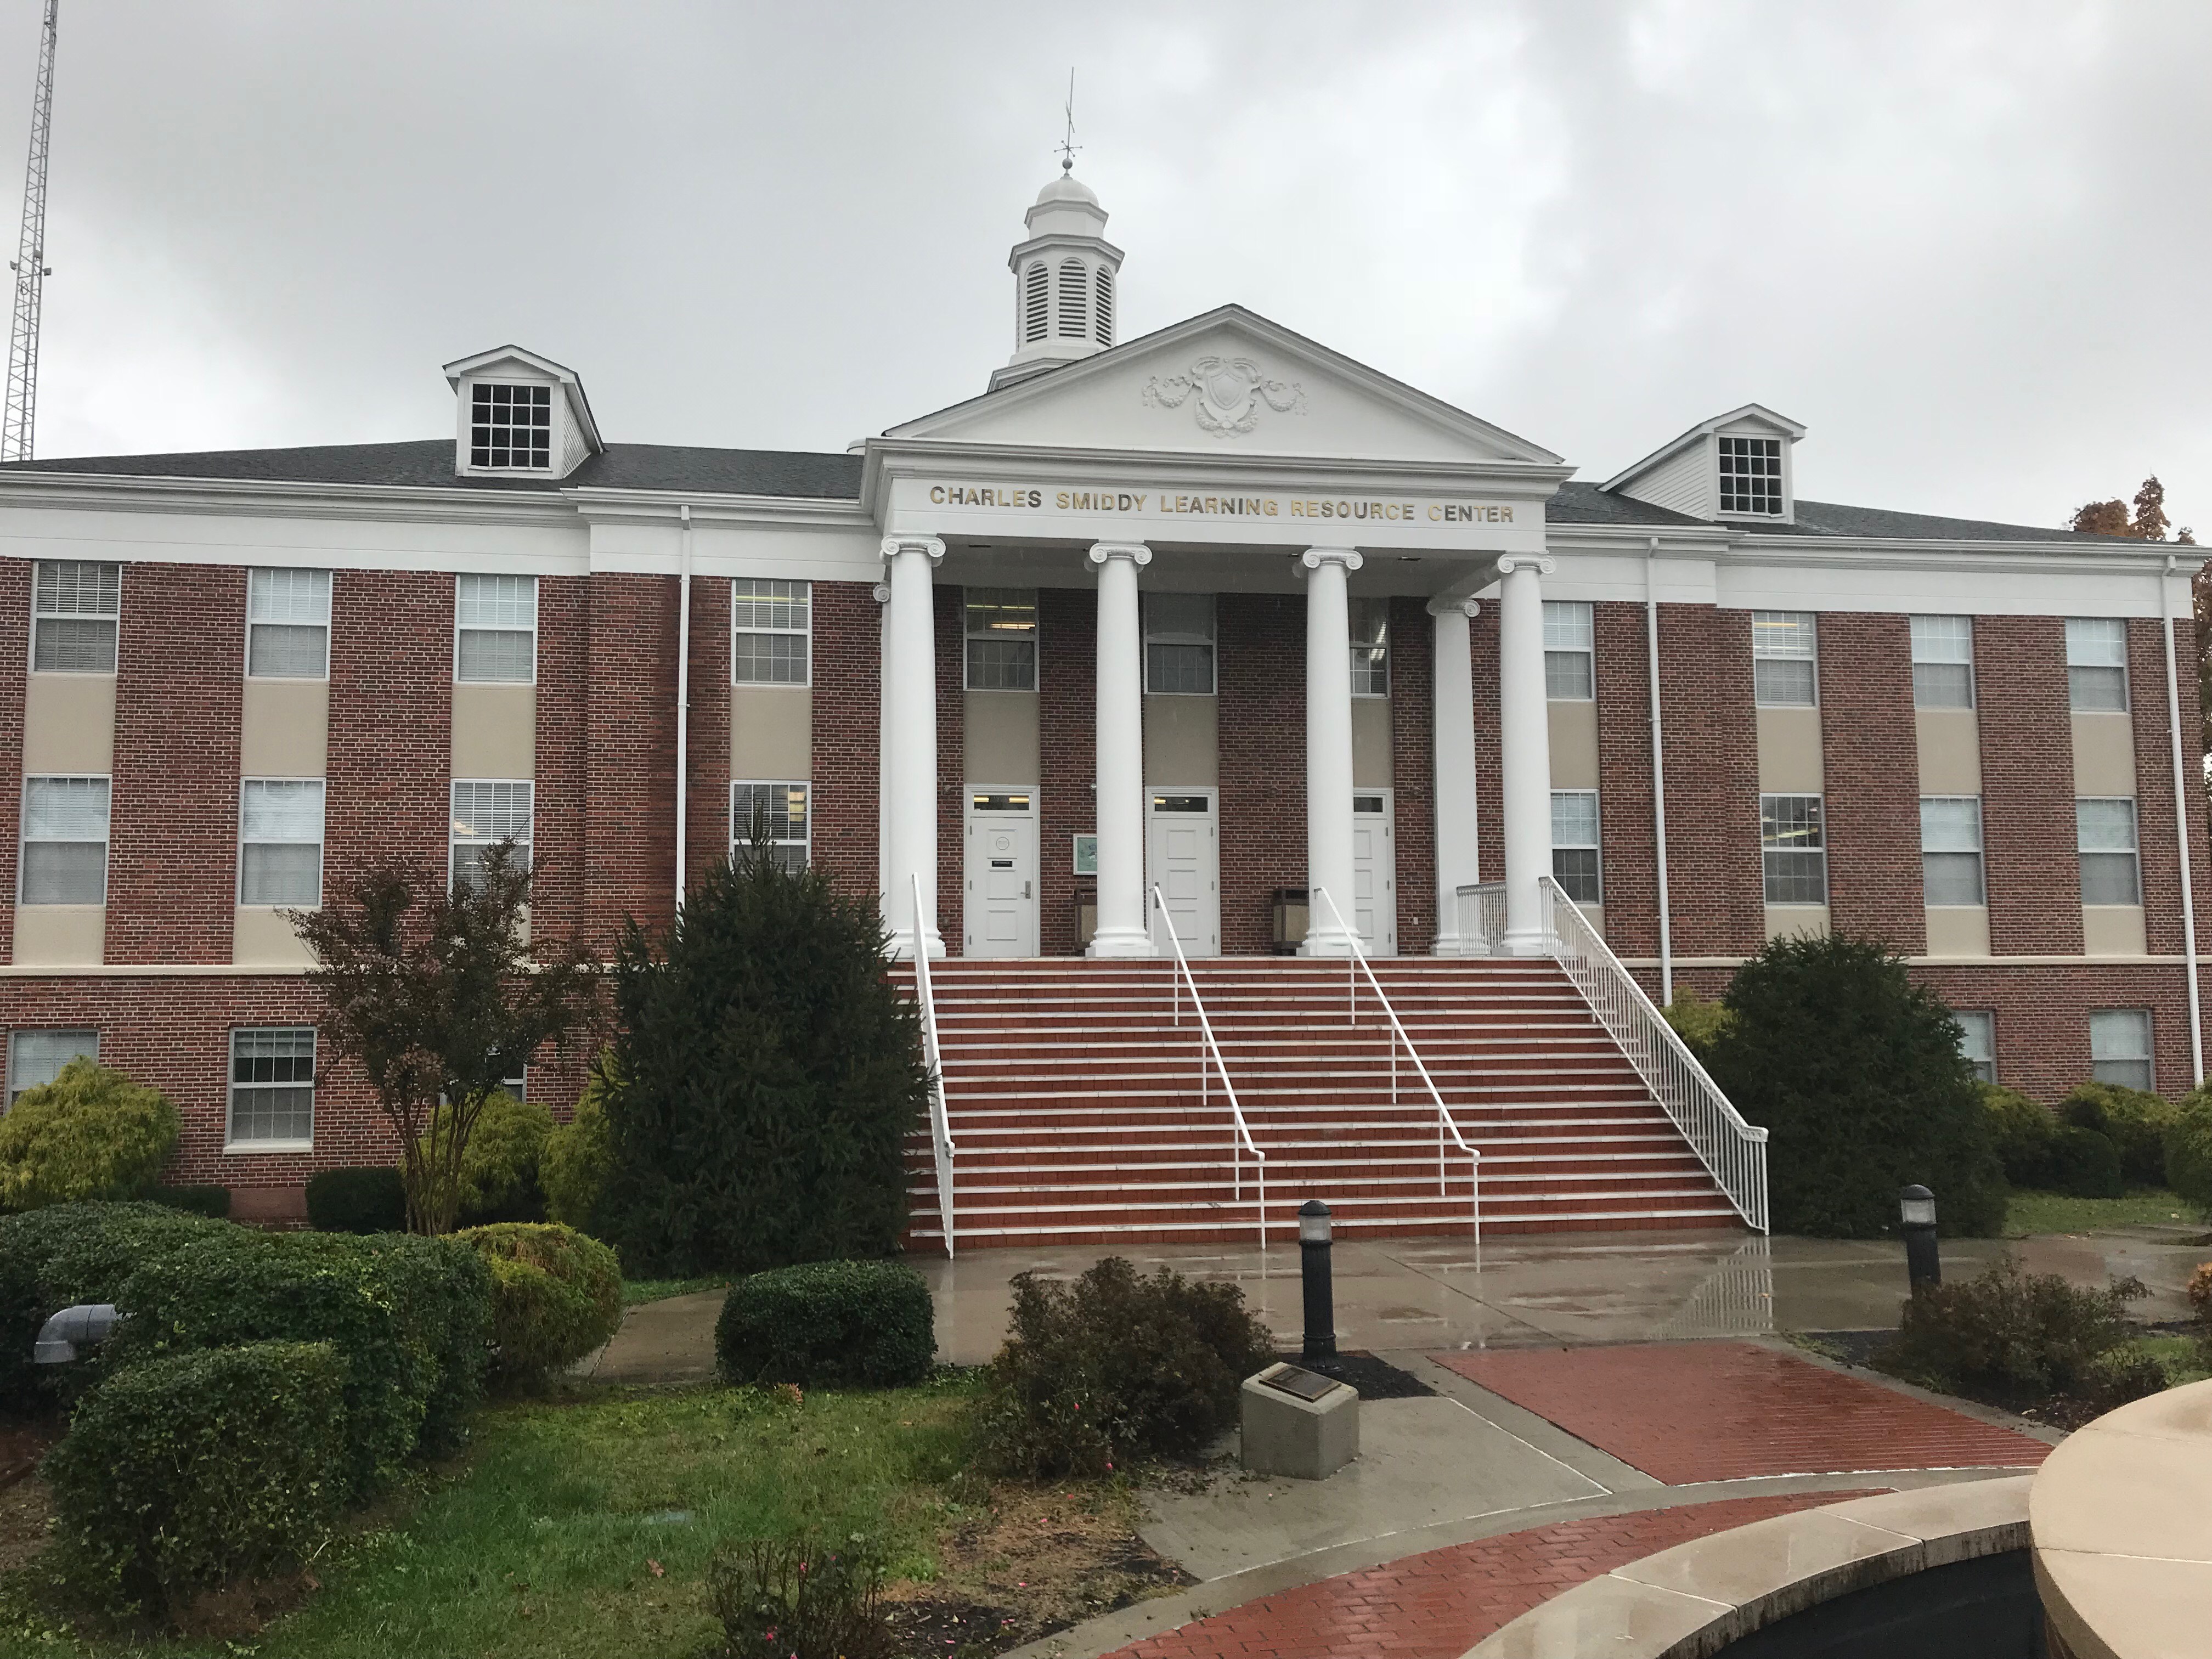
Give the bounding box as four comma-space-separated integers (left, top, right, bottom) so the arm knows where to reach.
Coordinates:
1299, 546, 1363, 956
1088, 541, 1155, 957
1429, 597, 1482, 955
1497, 554, 1556, 956
881, 535, 945, 959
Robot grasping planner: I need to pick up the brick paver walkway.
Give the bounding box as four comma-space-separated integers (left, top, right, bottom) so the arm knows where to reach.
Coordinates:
1431, 1340, 2051, 1482
1101, 1489, 1881, 1659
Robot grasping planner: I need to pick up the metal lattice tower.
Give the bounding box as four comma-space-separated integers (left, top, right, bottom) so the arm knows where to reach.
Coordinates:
2, 1, 58, 464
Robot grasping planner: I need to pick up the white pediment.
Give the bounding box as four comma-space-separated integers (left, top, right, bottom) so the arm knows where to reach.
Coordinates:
886, 306, 1561, 467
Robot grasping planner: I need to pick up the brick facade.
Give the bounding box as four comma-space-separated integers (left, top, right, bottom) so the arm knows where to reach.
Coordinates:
0, 559, 23, 962
809, 579, 881, 909
1037, 585, 1096, 957
1593, 600, 1660, 958
935, 583, 965, 951
1977, 614, 2083, 956
1470, 601, 1504, 884
1656, 605, 1765, 956
532, 574, 590, 947
582, 574, 677, 942
1387, 597, 1437, 954
683, 573, 731, 901
2127, 616, 2212, 958
325, 569, 451, 891
1217, 594, 1305, 955
1818, 612, 1926, 953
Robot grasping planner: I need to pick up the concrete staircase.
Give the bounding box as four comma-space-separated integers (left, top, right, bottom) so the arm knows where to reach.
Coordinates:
895, 957, 1743, 1251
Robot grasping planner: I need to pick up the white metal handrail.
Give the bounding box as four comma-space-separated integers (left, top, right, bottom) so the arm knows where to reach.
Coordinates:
1537, 874, 1769, 1234
909, 873, 958, 1258
1454, 882, 1508, 956
1309, 886, 1480, 1235
1152, 884, 1267, 1246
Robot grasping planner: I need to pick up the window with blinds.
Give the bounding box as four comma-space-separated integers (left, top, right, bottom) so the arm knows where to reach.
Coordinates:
20, 776, 109, 905
248, 568, 332, 679
732, 578, 810, 686
239, 778, 326, 907
450, 779, 534, 894
32, 561, 120, 673
456, 574, 537, 683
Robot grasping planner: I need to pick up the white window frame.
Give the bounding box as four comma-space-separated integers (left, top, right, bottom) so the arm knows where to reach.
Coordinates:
238, 777, 327, 909
1143, 593, 1216, 696
1954, 1011, 1996, 1085
963, 588, 1038, 692
1760, 793, 1827, 904
31, 560, 121, 675
225, 1025, 317, 1152
1717, 434, 1785, 517
19, 775, 110, 906
731, 780, 810, 873
1751, 612, 1818, 707
1550, 789, 1602, 903
1920, 795, 1986, 906
2065, 617, 2129, 713
245, 568, 332, 681
732, 578, 811, 689
466, 381, 554, 472
1909, 614, 1975, 710
449, 778, 535, 894
1349, 597, 1390, 697
2077, 796, 2141, 905
7, 1028, 96, 1105
2089, 1008, 2153, 1092
454, 574, 538, 686
1543, 600, 1594, 701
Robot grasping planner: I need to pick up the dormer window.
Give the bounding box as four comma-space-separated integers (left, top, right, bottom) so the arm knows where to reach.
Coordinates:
469, 382, 552, 471
1719, 435, 1783, 516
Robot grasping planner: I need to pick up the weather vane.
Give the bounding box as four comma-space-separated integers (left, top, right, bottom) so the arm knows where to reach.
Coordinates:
1057, 67, 1079, 174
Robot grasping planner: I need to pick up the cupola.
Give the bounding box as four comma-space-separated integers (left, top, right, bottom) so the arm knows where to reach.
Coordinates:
992, 167, 1125, 391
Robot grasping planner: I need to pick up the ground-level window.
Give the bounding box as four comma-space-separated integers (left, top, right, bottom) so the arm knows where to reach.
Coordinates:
7, 1028, 95, 1105
450, 780, 534, 894
732, 781, 809, 873
2089, 1009, 2153, 1091
1550, 790, 1601, 903
964, 589, 1037, 690
1144, 594, 1215, 695
1760, 794, 1826, 903
1349, 597, 1390, 696
732, 579, 811, 686
2077, 798, 2140, 904
20, 775, 110, 905
228, 1026, 315, 1148
1954, 1011, 1996, 1085
1920, 796, 1985, 906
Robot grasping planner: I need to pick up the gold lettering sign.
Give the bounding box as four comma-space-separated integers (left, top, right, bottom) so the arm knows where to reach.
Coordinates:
927, 483, 1515, 524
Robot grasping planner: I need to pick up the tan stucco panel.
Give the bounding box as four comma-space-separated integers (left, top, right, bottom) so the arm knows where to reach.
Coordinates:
1757, 708, 1824, 793
1924, 905, 1991, 958
233, 906, 317, 967
2070, 712, 2136, 798
1353, 697, 1395, 788
965, 691, 1041, 786
1581, 902, 1606, 942
239, 679, 329, 777
1547, 699, 1599, 789
452, 683, 536, 780
1914, 709, 1983, 795
1764, 904, 1830, 943
2082, 905, 2147, 957
14, 905, 104, 967
731, 686, 811, 780
1144, 695, 1218, 787
22, 673, 116, 774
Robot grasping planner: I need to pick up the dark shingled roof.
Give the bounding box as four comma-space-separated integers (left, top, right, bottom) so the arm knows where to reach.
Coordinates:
1769, 499, 2133, 544
1543, 481, 1713, 528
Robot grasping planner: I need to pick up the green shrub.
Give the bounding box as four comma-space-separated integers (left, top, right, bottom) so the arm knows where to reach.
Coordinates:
2163, 1091, 2212, 1220
709, 1534, 894, 1659
541, 1062, 615, 1233
2061, 1082, 2176, 1186
143, 1184, 231, 1220
1661, 984, 1734, 1062
455, 1222, 622, 1389
1706, 933, 2007, 1237
600, 854, 930, 1274
980, 1256, 1274, 1479
1982, 1086, 2056, 1189
304, 1166, 406, 1234
0, 1202, 233, 1414
0, 1059, 180, 1211
1875, 1256, 2152, 1407
2046, 1124, 2125, 1198
42, 1341, 347, 1619
715, 1259, 935, 1389
419, 1091, 552, 1226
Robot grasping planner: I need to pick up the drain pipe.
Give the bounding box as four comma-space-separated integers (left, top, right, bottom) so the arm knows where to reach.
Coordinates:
675, 504, 693, 917
2161, 555, 2204, 1085
1646, 538, 1674, 1007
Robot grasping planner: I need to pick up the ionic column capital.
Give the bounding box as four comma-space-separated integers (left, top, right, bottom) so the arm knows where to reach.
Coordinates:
1296, 546, 1364, 573
1495, 554, 1555, 577
880, 535, 946, 567
871, 582, 891, 604
1427, 596, 1481, 618
1086, 541, 1153, 568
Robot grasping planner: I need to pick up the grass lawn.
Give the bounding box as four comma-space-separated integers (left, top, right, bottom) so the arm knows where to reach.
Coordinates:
621, 1276, 731, 1307
2004, 1186, 2203, 1238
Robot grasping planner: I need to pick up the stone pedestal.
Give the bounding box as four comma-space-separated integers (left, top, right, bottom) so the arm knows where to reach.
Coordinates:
1240, 1362, 1359, 1480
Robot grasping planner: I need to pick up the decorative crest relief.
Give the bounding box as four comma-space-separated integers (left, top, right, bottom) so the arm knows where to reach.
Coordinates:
1142, 355, 1307, 437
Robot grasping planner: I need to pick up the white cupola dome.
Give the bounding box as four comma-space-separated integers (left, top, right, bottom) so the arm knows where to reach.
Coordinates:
992, 165, 1125, 391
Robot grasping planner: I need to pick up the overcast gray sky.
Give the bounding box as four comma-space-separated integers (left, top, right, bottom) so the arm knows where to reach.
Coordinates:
4, 1, 2204, 532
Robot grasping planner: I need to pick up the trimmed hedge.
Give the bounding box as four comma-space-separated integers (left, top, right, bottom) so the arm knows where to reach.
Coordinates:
0, 1058, 180, 1211
456, 1222, 623, 1389
1981, 1086, 2056, 1189
145, 1184, 231, 1220
542, 1064, 614, 1232
421, 1092, 552, 1226
2046, 1125, 2125, 1198
305, 1166, 407, 1234
2166, 1092, 2212, 1219
715, 1259, 935, 1389
43, 1341, 347, 1618
1875, 1256, 2155, 1410
2061, 1082, 2176, 1186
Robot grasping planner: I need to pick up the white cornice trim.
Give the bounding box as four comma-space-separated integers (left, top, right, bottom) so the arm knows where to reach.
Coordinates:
562, 487, 873, 529
0, 471, 577, 527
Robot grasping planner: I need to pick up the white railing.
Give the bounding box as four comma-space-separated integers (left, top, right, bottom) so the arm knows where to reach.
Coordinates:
1309, 886, 1481, 1237
1537, 875, 1769, 1233
1153, 884, 1267, 1246
1454, 882, 1508, 956
910, 873, 958, 1258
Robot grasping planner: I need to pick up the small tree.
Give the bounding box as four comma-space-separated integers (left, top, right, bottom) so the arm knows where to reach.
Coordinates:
291, 843, 600, 1234
1707, 932, 2006, 1238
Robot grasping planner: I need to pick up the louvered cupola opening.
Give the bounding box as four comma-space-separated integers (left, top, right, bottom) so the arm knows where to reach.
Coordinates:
1023, 263, 1049, 343
995, 168, 1122, 390
1056, 259, 1090, 339
1093, 267, 1114, 346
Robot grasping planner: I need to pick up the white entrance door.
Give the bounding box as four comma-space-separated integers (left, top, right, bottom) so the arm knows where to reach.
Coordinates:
1147, 789, 1220, 957
964, 791, 1038, 958
1351, 789, 1397, 957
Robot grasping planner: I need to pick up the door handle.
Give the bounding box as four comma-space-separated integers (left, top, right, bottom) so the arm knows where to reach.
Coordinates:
1024, 882, 1032, 899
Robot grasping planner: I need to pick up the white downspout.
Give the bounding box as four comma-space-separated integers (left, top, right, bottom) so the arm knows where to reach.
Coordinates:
676, 503, 693, 916
2161, 555, 2203, 1085
1646, 538, 1673, 1007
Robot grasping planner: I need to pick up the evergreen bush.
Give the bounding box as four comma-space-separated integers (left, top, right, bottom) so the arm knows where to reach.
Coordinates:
2061, 1082, 2177, 1186
1875, 1256, 2154, 1409
43, 1341, 348, 1620
1661, 984, 1734, 1062
1982, 1086, 2056, 1189
541, 1059, 616, 1233
2165, 1091, 2212, 1219
305, 1166, 407, 1233
417, 1091, 552, 1225
2046, 1124, 2125, 1198
144, 1184, 232, 1220
1706, 933, 2007, 1237
714, 1259, 935, 1389
599, 854, 930, 1275
0, 1059, 180, 1211
455, 1221, 623, 1389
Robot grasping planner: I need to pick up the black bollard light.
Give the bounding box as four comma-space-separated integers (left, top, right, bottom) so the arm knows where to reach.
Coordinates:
1900, 1184, 1940, 1292
1299, 1199, 1337, 1361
